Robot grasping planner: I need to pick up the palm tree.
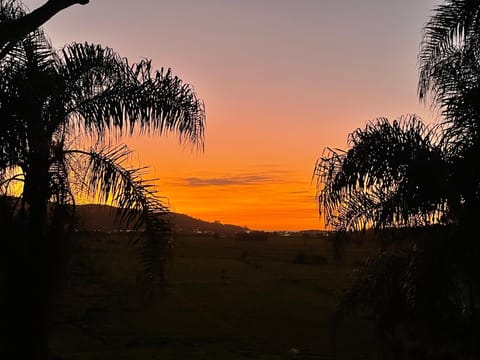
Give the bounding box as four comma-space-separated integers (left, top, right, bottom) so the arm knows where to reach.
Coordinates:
0, 0, 89, 59
0, 21, 205, 359
313, 114, 449, 232
414, 3, 480, 357
311, 2, 480, 358
418, 0, 480, 105
312, 115, 480, 359
418, 0, 480, 225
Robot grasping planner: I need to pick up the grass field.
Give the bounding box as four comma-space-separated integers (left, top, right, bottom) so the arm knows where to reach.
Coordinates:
50, 232, 380, 360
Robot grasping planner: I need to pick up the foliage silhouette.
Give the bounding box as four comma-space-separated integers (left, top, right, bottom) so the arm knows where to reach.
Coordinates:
315, 115, 480, 359
418, 0, 480, 227
0, 0, 89, 59
314, 114, 449, 231
0, 8, 205, 358
313, 1, 480, 358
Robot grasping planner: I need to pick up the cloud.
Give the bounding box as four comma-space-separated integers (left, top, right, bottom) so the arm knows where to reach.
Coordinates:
288, 190, 311, 195
183, 175, 272, 187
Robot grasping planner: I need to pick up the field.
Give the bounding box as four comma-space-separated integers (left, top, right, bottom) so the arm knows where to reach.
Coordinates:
49, 232, 380, 360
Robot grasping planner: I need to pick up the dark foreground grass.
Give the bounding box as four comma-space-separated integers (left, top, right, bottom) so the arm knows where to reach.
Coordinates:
50, 232, 379, 360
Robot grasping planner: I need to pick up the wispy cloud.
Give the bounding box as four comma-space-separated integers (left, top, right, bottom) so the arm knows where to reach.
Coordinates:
288, 190, 311, 195
184, 175, 272, 187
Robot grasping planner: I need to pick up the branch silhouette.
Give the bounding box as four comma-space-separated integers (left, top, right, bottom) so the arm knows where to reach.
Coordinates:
0, 0, 89, 58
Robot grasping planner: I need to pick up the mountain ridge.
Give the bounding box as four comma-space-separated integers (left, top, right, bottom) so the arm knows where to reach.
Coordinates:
74, 203, 249, 235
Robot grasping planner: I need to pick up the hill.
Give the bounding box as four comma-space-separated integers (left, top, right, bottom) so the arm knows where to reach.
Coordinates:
74, 204, 249, 235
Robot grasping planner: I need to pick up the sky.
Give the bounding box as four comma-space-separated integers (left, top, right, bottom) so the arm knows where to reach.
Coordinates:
23, 0, 441, 231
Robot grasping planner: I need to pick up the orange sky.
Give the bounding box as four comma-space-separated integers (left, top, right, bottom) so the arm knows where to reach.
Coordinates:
24, 0, 440, 230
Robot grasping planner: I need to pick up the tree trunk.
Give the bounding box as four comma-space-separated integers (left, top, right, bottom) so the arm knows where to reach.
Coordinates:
1, 139, 52, 359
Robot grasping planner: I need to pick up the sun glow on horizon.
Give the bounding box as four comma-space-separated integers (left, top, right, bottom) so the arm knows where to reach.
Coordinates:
156, 172, 324, 231
17, 0, 439, 232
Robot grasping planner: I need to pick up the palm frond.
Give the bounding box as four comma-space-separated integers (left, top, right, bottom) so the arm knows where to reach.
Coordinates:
417, 1, 480, 224
314, 115, 449, 231
59, 43, 205, 149
0, 30, 59, 170
418, 0, 480, 101
65, 145, 172, 283
421, 43, 480, 153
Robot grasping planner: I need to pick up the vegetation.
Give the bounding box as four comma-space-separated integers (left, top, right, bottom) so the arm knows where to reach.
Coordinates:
0, 1, 205, 358
3, 0, 480, 359
0, 0, 89, 59
313, 1, 480, 358
48, 231, 376, 360
313, 114, 448, 231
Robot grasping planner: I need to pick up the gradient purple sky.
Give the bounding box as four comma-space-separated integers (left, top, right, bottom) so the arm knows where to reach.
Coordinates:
22, 0, 441, 230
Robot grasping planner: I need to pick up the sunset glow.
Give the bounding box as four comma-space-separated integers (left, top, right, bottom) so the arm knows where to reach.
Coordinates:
22, 0, 439, 230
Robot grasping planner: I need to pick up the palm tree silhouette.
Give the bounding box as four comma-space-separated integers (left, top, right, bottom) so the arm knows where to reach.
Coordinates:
0, 20, 205, 359
418, 0, 480, 226
312, 1, 480, 357
313, 114, 448, 231
313, 114, 479, 359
